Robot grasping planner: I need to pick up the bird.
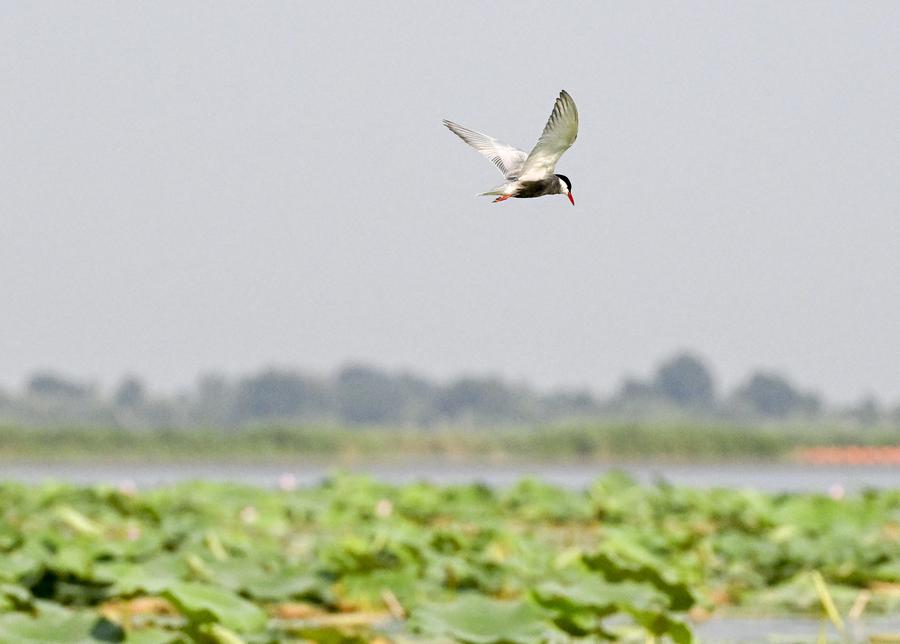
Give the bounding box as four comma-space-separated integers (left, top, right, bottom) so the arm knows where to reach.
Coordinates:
443, 90, 578, 205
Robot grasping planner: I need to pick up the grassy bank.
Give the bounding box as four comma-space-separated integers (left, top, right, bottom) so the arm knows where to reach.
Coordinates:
1, 422, 897, 462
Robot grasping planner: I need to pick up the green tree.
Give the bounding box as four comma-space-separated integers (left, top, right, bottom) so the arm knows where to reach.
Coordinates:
732, 372, 820, 419
113, 376, 146, 409
844, 395, 881, 427
336, 364, 407, 425
653, 353, 716, 408
234, 369, 328, 422
27, 372, 91, 399
436, 377, 524, 422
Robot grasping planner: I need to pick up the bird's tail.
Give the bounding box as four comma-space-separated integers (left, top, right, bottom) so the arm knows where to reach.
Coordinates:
478, 183, 510, 197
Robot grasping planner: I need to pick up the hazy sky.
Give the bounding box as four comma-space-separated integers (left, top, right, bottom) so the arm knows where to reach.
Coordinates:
2, 2, 899, 404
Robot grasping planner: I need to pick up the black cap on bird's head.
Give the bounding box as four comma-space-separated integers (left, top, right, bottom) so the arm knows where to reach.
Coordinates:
555, 174, 574, 205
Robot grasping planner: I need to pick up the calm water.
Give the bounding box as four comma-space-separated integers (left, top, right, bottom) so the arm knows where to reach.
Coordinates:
694, 615, 900, 642
2, 459, 898, 492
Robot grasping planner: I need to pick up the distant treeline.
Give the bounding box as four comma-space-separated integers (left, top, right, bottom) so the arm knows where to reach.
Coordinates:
0, 352, 896, 429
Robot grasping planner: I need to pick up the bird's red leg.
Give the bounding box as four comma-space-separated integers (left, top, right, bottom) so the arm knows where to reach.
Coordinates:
492, 195, 511, 203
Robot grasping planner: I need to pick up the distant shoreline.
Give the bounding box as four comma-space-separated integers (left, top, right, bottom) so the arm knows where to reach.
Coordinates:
1, 422, 898, 463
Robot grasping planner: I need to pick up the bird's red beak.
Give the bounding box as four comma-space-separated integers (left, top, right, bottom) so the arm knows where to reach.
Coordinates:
567, 193, 575, 206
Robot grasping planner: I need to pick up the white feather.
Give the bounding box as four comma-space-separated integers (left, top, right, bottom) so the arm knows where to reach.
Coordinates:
442, 120, 528, 180
516, 90, 579, 181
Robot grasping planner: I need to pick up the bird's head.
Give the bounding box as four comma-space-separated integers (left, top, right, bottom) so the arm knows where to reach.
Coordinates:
555, 174, 574, 205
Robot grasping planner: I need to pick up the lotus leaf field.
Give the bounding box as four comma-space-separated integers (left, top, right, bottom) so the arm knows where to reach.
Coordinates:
1, 473, 900, 643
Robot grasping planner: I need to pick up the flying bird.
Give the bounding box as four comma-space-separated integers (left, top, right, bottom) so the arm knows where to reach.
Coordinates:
443, 90, 578, 205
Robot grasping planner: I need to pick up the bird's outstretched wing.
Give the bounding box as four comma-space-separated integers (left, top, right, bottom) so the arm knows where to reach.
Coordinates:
442, 120, 528, 180
517, 90, 578, 181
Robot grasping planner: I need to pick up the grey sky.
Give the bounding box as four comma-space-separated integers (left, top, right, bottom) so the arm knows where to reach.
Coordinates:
2, 2, 899, 404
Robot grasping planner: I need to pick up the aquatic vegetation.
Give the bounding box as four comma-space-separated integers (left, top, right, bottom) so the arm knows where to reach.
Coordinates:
4, 422, 900, 462
0, 474, 898, 642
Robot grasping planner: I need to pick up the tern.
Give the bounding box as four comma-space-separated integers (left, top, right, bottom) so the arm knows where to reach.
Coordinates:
443, 90, 578, 205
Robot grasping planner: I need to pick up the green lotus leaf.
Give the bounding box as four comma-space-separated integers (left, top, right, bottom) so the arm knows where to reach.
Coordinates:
0, 611, 123, 643
96, 555, 188, 595
241, 570, 327, 603
336, 568, 422, 610
412, 594, 552, 644
124, 628, 185, 644
0, 582, 33, 610
162, 582, 267, 633
278, 626, 370, 644
534, 576, 667, 614
628, 609, 694, 644
0, 545, 45, 583
185, 557, 326, 603
52, 543, 96, 579
584, 552, 695, 611
196, 558, 266, 592
198, 622, 246, 644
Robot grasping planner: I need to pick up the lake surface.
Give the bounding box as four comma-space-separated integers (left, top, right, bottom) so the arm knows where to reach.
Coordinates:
2, 459, 898, 492
694, 615, 900, 642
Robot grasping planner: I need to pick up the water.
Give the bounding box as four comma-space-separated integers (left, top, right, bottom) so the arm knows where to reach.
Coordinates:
694, 615, 900, 642
2, 459, 898, 492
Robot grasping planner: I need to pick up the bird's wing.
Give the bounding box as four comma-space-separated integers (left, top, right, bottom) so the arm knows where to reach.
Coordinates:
516, 90, 578, 181
443, 120, 528, 179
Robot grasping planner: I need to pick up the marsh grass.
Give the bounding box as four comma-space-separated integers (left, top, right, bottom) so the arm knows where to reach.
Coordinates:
1, 422, 896, 462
